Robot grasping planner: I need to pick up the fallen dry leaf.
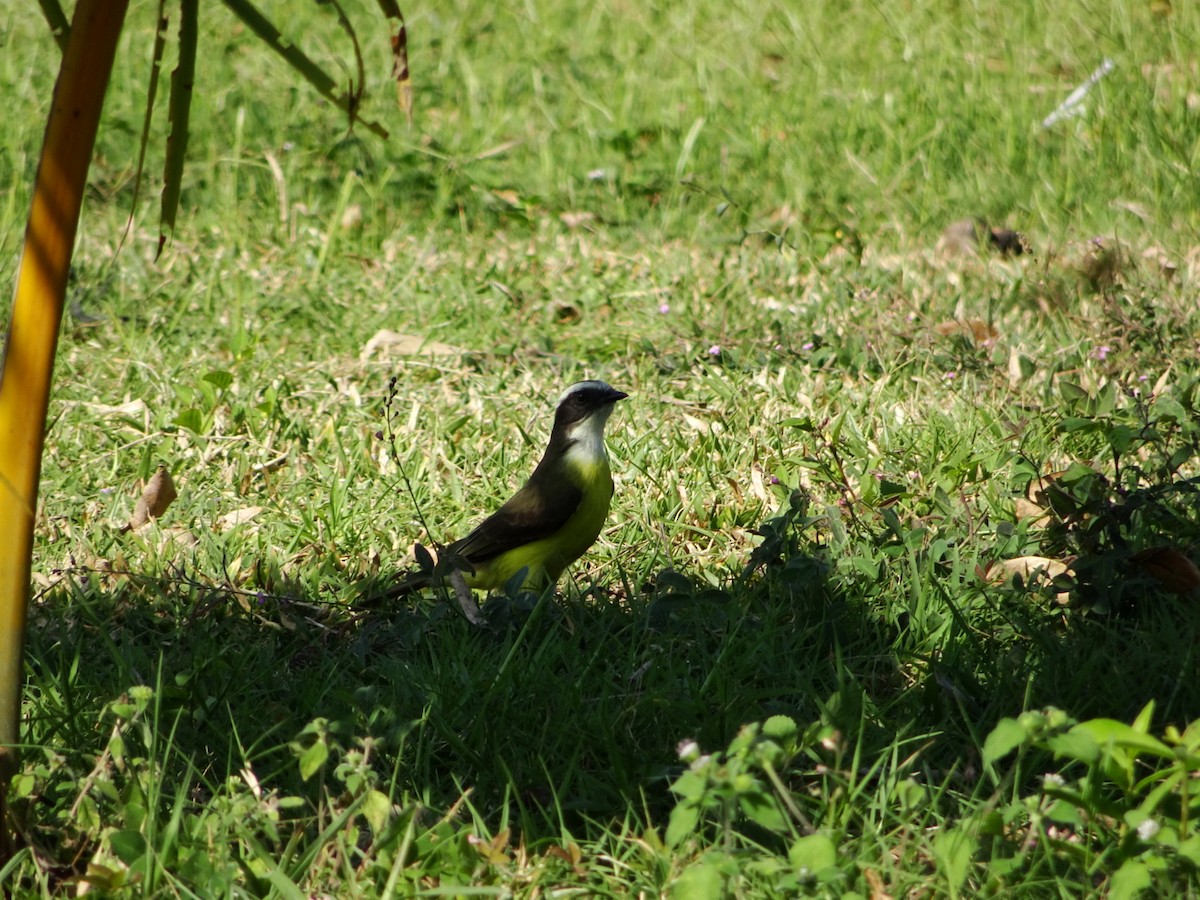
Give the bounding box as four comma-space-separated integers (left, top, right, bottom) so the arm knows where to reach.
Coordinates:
987, 556, 1074, 605
489, 188, 521, 206
1013, 497, 1049, 527
360, 329, 466, 360
340, 203, 363, 230
934, 318, 998, 344
559, 210, 596, 228
1131, 547, 1200, 595
78, 399, 148, 417
217, 507, 263, 531
124, 466, 177, 532
989, 556, 1073, 583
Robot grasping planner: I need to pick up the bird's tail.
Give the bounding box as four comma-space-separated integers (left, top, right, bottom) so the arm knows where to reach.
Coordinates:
356, 543, 473, 608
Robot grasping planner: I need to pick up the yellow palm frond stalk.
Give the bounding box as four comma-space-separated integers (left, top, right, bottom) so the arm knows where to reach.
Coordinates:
0, 0, 130, 839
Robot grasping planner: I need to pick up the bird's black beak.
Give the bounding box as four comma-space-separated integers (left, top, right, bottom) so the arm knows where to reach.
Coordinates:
607, 388, 629, 404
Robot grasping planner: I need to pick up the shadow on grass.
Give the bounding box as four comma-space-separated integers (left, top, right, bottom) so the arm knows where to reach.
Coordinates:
18, 480, 1199, 863
21, 529, 854, 849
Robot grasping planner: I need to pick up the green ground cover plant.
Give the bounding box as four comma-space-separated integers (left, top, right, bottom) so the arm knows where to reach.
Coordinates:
2, 0, 1199, 895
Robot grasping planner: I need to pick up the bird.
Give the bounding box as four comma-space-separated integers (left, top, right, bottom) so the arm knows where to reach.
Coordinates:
390, 380, 628, 597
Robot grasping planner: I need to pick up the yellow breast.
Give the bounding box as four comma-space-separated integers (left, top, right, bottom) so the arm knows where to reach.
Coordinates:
467, 457, 613, 591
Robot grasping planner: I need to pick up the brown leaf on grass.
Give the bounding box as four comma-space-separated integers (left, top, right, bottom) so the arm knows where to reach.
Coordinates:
340, 203, 363, 230
217, 507, 263, 531
559, 210, 596, 229
123, 466, 177, 532
1140, 244, 1178, 280
985, 556, 1074, 605
545, 841, 587, 875
987, 556, 1073, 583
863, 867, 893, 900
1013, 497, 1049, 527
450, 569, 486, 627
78, 399, 148, 418
1026, 469, 1072, 515
377, 0, 413, 124
933, 318, 998, 344
1131, 547, 1200, 595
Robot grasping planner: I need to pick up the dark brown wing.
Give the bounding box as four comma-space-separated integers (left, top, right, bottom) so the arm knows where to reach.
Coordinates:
447, 476, 583, 565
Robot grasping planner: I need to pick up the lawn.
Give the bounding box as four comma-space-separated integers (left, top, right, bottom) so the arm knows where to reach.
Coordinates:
2, 0, 1200, 895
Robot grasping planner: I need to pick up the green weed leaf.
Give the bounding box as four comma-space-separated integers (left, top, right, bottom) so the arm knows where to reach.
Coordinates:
107, 829, 148, 864
932, 824, 975, 890
203, 370, 233, 389
665, 800, 701, 849
298, 741, 329, 781
739, 791, 787, 833
982, 717, 1029, 764
671, 858, 726, 900
1108, 858, 1151, 900
788, 832, 837, 871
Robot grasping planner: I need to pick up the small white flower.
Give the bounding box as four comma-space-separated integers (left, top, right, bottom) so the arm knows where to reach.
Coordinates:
1137, 818, 1160, 842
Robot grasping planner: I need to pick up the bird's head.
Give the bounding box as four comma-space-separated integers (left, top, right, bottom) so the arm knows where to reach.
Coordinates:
553, 380, 628, 450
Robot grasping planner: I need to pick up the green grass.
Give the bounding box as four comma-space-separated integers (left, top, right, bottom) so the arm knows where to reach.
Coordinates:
3, 0, 1200, 895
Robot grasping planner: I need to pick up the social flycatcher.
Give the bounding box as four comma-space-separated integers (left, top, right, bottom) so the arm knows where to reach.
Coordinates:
398, 380, 627, 594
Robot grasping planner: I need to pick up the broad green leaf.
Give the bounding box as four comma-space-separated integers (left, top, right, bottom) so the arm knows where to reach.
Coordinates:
1106, 424, 1138, 454
665, 800, 701, 848
1176, 835, 1200, 867
1108, 859, 1151, 900
1072, 719, 1173, 760
762, 715, 798, 744
739, 791, 787, 833
789, 833, 837, 871
107, 829, 148, 864
932, 824, 975, 890
1131, 701, 1155, 734
671, 860, 725, 900
982, 717, 1028, 764
362, 789, 392, 835
669, 769, 707, 801
173, 408, 205, 434
1151, 396, 1188, 424
1058, 381, 1090, 404
298, 741, 329, 780
1046, 729, 1101, 764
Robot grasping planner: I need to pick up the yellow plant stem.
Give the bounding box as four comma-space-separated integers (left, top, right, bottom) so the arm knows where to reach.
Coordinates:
0, 0, 129, 799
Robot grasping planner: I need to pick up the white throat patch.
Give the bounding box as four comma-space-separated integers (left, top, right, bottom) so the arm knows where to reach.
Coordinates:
564, 404, 614, 464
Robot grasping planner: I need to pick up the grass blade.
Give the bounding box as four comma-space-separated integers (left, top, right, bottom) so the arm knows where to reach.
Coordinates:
120, 0, 168, 255
35, 0, 71, 52
219, 0, 389, 138
159, 0, 197, 258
